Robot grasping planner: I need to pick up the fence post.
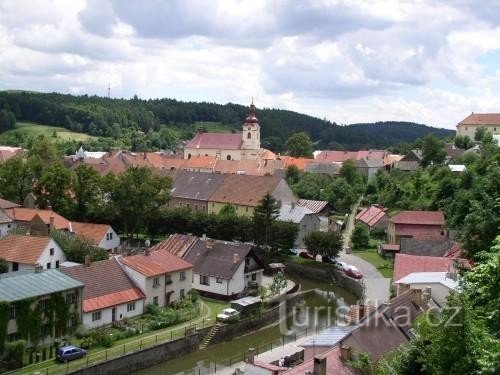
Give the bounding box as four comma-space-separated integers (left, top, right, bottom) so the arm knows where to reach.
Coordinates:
66, 360, 69, 374
171, 330, 173, 341
156, 335, 158, 344
105, 350, 107, 361
140, 339, 142, 349
123, 344, 126, 354
87, 355, 89, 367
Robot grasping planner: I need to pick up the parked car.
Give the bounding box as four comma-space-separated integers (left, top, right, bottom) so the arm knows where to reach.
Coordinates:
299, 251, 315, 260
344, 265, 363, 279
333, 260, 348, 270
217, 308, 240, 322
56, 346, 87, 362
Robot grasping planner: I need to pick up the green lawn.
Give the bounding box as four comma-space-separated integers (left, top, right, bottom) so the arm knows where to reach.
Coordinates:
286, 255, 334, 269
352, 240, 394, 279
4, 122, 95, 142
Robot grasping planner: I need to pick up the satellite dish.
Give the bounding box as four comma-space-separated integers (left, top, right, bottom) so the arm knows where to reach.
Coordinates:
145, 239, 151, 247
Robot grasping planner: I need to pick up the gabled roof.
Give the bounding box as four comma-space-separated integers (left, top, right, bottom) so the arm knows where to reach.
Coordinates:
390, 210, 445, 226
170, 171, 225, 201
315, 150, 386, 163
71, 222, 112, 246
186, 132, 243, 150
60, 258, 144, 313
280, 156, 313, 171
305, 162, 341, 174
297, 199, 329, 213
356, 205, 387, 227
0, 234, 51, 264
0, 269, 83, 302
0, 198, 21, 209
283, 345, 358, 375
278, 203, 313, 223
400, 238, 459, 257
209, 174, 282, 207
183, 239, 260, 279
4, 207, 71, 230
458, 113, 500, 125
120, 250, 193, 278
183, 155, 217, 170
0, 209, 13, 224
395, 272, 459, 289
150, 234, 198, 258
394, 254, 453, 282
301, 325, 358, 347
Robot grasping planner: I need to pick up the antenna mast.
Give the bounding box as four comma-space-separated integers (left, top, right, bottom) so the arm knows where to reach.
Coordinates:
107, 83, 111, 98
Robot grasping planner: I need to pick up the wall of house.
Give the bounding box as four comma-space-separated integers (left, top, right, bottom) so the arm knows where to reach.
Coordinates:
97, 227, 120, 251
0, 222, 14, 238
272, 180, 297, 205
120, 264, 147, 293
398, 282, 452, 306
457, 123, 500, 138
295, 214, 320, 248
83, 300, 144, 329
36, 239, 66, 270
168, 197, 208, 212
193, 262, 246, 297
392, 224, 445, 244
165, 269, 193, 304
209, 201, 254, 217
244, 269, 263, 289
183, 147, 243, 161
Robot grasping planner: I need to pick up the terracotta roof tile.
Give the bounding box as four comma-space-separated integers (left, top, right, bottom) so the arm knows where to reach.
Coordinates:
150, 234, 198, 258
315, 150, 386, 163
280, 156, 313, 171
183, 155, 217, 170
210, 174, 282, 207
0, 234, 51, 264
4, 207, 70, 230
283, 346, 357, 375
71, 222, 111, 246
394, 254, 453, 282
356, 205, 387, 227
186, 132, 243, 150
0, 198, 21, 209
120, 250, 193, 277
458, 113, 500, 125
390, 211, 445, 226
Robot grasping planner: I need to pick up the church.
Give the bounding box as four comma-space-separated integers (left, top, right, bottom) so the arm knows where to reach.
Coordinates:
183, 101, 263, 161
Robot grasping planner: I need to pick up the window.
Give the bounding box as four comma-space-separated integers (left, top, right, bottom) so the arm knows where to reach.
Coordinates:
153, 277, 160, 287
46, 262, 51, 269
127, 302, 136, 312
66, 293, 76, 305
252, 273, 257, 281
12, 262, 18, 272
7, 224, 11, 228
9, 306, 16, 319
180, 289, 185, 298
165, 274, 172, 285
7, 333, 17, 343
109, 232, 113, 240
92, 311, 101, 321
39, 299, 50, 313
216, 277, 223, 284
153, 296, 159, 306
245, 207, 249, 212
55, 260, 60, 269
200, 275, 210, 286
49, 248, 54, 256
187, 203, 190, 209
247, 132, 251, 139
226, 155, 231, 160
179, 271, 186, 281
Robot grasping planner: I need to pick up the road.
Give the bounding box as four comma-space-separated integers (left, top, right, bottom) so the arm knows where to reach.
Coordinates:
339, 198, 391, 304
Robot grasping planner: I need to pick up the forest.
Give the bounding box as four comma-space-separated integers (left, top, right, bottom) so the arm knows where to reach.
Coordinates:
0, 91, 454, 152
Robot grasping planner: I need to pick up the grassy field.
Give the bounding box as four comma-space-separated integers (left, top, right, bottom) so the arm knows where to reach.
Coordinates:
4, 122, 95, 142
352, 239, 394, 278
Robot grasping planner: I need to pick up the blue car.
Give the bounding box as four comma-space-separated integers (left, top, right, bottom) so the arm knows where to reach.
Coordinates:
56, 345, 87, 362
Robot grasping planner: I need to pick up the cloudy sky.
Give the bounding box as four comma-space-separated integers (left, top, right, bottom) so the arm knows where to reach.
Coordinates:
1, 0, 500, 129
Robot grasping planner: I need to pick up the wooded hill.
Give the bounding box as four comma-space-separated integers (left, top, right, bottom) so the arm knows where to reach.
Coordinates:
0, 91, 454, 150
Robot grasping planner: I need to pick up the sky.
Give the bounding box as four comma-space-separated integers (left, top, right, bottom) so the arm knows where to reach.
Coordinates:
1, 0, 500, 129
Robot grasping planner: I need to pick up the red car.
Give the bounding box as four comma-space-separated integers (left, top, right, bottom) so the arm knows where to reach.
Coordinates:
299, 251, 315, 260
344, 266, 363, 279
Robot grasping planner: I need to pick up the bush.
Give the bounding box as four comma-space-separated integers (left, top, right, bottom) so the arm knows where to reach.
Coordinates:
145, 303, 161, 316
2, 340, 26, 370
351, 224, 370, 250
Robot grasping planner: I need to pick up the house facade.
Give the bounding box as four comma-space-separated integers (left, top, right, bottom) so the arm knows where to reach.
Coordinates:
0, 234, 66, 272
120, 250, 193, 307
387, 210, 445, 244
395, 272, 458, 306
0, 269, 83, 348
0, 209, 14, 238
278, 202, 326, 247
61, 257, 145, 329
71, 222, 120, 252
456, 113, 500, 138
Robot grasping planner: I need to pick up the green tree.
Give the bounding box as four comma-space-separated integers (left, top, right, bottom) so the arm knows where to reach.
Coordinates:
72, 164, 103, 220
455, 135, 473, 150
0, 258, 8, 273
269, 271, 288, 296
253, 193, 280, 249
304, 230, 343, 258
35, 163, 73, 215
0, 155, 33, 204
474, 126, 487, 142
325, 177, 357, 213
51, 230, 108, 263
0, 109, 16, 132
285, 132, 313, 158
351, 224, 370, 250
421, 134, 446, 167
285, 165, 301, 185
339, 159, 363, 187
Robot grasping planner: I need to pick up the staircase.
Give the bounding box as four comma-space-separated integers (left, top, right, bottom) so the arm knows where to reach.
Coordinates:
200, 324, 221, 349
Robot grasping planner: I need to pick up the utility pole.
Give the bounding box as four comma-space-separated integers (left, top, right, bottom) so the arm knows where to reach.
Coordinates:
107, 83, 111, 98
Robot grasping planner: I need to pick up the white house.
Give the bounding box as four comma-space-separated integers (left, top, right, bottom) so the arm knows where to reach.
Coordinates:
71, 222, 120, 252
119, 250, 193, 307
61, 257, 145, 329
0, 234, 66, 272
0, 209, 15, 238
278, 202, 327, 247
395, 272, 459, 306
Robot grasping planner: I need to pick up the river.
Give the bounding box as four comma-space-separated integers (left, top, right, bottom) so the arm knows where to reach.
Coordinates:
135, 274, 356, 374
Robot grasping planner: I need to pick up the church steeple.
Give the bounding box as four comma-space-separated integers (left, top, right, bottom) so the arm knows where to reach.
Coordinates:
242, 99, 260, 151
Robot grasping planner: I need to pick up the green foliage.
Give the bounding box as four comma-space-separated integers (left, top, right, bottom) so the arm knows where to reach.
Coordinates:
455, 135, 473, 150
253, 193, 280, 249
351, 224, 370, 250
270, 220, 299, 252
0, 302, 9, 354
1, 340, 25, 371
51, 230, 108, 263
304, 230, 343, 258
474, 126, 487, 142
421, 134, 446, 167
285, 165, 301, 185
269, 272, 288, 296
51, 293, 70, 337
348, 352, 374, 375
34, 162, 73, 215
0, 155, 36, 204
0, 258, 8, 274
0, 109, 16, 132
285, 132, 313, 158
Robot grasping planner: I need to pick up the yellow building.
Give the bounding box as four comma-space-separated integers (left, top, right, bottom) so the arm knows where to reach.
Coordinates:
456, 113, 500, 139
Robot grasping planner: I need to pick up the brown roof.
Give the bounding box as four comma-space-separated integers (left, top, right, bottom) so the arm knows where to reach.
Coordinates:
60, 258, 144, 312
150, 234, 198, 257
186, 132, 243, 150
390, 211, 445, 226
210, 174, 282, 207
170, 172, 225, 201
120, 250, 193, 277
399, 238, 459, 257
183, 155, 217, 170
394, 254, 453, 282
0, 234, 51, 264
71, 222, 111, 246
356, 205, 387, 227
0, 209, 13, 224
4, 207, 71, 230
458, 113, 500, 125
284, 346, 358, 375
0, 198, 21, 209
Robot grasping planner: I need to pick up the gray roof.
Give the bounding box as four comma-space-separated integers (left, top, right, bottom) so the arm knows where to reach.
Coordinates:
170, 171, 225, 201
400, 238, 458, 257
0, 209, 12, 224
278, 203, 313, 223
356, 158, 384, 168
301, 325, 357, 347
396, 160, 419, 171
396, 272, 458, 289
0, 269, 83, 302
305, 162, 341, 175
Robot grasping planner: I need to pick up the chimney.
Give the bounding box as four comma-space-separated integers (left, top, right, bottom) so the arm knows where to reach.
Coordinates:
206, 238, 215, 250
143, 152, 147, 160
84, 255, 91, 267
313, 354, 327, 375
144, 248, 151, 256
340, 345, 351, 362
247, 348, 256, 364
34, 263, 43, 273
49, 215, 55, 233
398, 283, 411, 295
423, 287, 432, 304
233, 253, 240, 265
201, 233, 207, 241
412, 288, 423, 305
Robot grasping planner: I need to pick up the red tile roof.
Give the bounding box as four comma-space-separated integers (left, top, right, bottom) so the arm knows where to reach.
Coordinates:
458, 113, 500, 125
186, 132, 243, 150
60, 258, 145, 312
280, 156, 313, 171
356, 205, 387, 227
4, 207, 71, 230
71, 222, 111, 246
0, 198, 20, 209
0, 234, 51, 264
297, 199, 328, 213
394, 254, 453, 282
183, 155, 217, 170
120, 250, 193, 277
150, 234, 198, 258
283, 345, 357, 375
390, 211, 445, 226
315, 150, 386, 163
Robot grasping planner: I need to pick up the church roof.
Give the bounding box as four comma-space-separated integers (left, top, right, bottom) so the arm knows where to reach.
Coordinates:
186, 132, 243, 150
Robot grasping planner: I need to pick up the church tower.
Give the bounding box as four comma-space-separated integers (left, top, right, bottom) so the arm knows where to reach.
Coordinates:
241, 100, 261, 152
